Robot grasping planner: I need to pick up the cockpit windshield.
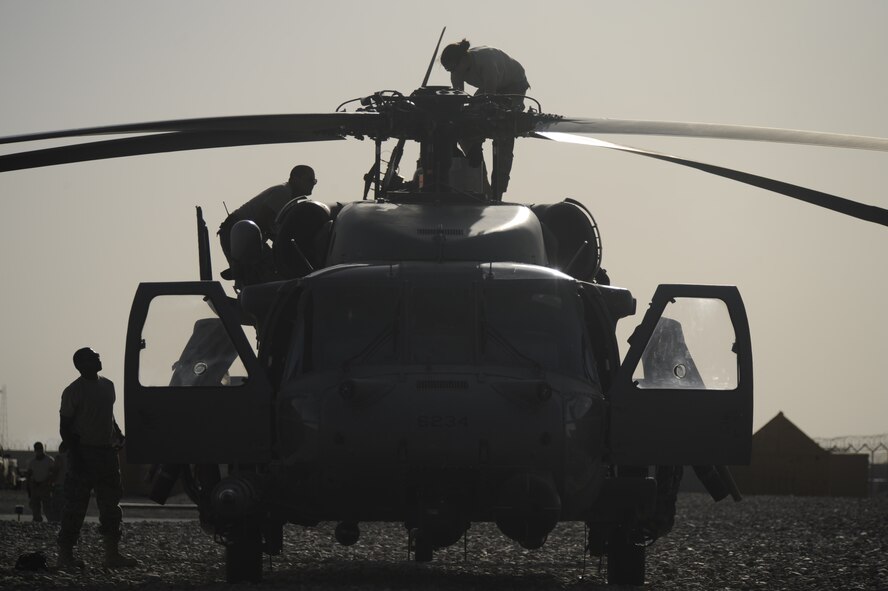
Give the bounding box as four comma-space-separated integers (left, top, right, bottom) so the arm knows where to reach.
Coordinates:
310, 281, 400, 369
303, 277, 590, 378
481, 281, 586, 376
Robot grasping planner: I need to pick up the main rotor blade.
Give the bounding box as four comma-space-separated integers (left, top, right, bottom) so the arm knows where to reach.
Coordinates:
0, 129, 346, 173
0, 113, 379, 146
534, 131, 888, 227
535, 118, 888, 153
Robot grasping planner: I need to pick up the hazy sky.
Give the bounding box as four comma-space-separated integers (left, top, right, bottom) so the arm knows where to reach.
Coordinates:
1, 0, 886, 449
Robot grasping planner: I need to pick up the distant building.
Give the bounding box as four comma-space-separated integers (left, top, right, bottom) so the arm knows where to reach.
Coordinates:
728, 412, 869, 497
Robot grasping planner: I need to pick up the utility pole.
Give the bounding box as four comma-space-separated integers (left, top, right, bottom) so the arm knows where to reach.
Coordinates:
0, 385, 7, 449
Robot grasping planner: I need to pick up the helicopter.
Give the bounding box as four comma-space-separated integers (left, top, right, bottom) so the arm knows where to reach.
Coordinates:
3, 35, 888, 586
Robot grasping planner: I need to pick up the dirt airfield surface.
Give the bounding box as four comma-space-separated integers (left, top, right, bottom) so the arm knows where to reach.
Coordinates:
0, 491, 886, 590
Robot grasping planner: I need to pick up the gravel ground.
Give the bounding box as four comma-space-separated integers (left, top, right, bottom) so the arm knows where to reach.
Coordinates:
1, 491, 886, 590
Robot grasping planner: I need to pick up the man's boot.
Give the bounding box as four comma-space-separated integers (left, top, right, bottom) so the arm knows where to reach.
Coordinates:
102, 537, 138, 568
57, 543, 84, 570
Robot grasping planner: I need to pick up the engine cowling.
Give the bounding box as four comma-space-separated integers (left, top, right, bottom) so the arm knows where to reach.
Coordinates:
531, 199, 602, 281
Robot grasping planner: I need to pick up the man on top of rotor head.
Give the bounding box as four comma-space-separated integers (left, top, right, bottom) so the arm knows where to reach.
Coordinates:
441, 39, 530, 199
218, 164, 317, 286
57, 347, 137, 569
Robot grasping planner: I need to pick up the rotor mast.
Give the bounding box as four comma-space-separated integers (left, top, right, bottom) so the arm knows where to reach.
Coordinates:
363, 87, 538, 200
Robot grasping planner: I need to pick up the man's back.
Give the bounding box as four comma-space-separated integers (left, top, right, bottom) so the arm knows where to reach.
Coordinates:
225, 184, 291, 237
452, 46, 528, 95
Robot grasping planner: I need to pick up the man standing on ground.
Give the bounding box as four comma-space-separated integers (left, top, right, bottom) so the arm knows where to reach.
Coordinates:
57, 347, 137, 569
25, 441, 55, 522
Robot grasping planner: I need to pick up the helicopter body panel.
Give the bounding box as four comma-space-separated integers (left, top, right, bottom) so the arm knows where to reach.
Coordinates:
266, 262, 606, 527
124, 257, 752, 563
326, 201, 549, 266
273, 368, 604, 524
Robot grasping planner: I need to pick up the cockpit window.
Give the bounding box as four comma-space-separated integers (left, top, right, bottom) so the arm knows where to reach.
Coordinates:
481, 281, 586, 376
298, 276, 590, 378
633, 297, 738, 390
310, 281, 400, 370
139, 295, 252, 387
409, 284, 474, 365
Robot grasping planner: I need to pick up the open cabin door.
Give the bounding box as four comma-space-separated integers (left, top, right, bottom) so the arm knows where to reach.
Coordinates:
124, 281, 272, 465
609, 284, 753, 466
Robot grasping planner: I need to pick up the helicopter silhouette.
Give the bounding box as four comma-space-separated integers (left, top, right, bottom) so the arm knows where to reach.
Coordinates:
2, 34, 888, 586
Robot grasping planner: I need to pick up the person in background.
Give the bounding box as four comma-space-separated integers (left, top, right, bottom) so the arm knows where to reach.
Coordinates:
57, 347, 137, 569
25, 441, 55, 522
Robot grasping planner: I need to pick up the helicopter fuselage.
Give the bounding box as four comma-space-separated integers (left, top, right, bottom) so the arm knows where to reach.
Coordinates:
123, 189, 752, 587
264, 261, 609, 547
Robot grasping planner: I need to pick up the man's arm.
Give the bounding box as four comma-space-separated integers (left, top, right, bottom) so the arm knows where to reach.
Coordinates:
112, 418, 126, 449
59, 384, 79, 452
450, 71, 465, 92
59, 414, 79, 452
23, 460, 33, 496
48, 457, 58, 485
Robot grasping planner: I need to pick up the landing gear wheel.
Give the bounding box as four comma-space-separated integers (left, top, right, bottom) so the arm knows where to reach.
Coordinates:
225, 525, 263, 583
606, 527, 645, 586
411, 529, 433, 563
